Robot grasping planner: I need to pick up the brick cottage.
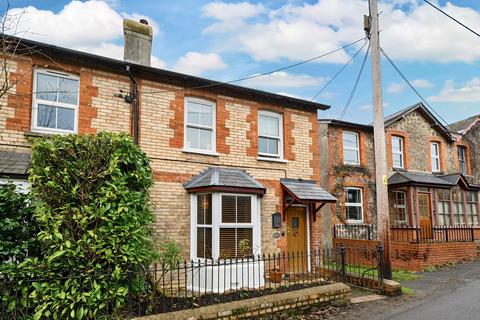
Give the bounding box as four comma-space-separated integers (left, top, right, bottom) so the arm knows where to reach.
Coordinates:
0, 19, 337, 274
319, 103, 480, 270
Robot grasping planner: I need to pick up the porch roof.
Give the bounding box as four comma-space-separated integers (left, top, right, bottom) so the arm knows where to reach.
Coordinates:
0, 151, 31, 178
183, 167, 266, 195
388, 171, 454, 187
281, 178, 337, 202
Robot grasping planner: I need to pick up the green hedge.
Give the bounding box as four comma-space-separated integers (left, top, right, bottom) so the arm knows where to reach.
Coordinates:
3, 132, 157, 319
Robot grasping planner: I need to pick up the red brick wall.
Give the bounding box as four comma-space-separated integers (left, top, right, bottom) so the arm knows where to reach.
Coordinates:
391, 241, 477, 271
332, 238, 379, 268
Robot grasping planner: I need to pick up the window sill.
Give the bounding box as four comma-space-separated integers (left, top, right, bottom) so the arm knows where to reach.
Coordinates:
257, 157, 288, 164
182, 148, 220, 157
345, 220, 365, 225
343, 163, 361, 167
26, 129, 76, 137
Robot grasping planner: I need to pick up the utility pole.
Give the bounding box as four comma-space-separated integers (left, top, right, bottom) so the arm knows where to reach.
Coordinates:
367, 0, 392, 279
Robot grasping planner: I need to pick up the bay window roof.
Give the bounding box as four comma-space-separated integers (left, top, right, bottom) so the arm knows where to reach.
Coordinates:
184, 167, 265, 195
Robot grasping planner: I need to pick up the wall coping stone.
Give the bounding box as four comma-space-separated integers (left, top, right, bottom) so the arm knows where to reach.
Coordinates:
133, 283, 351, 320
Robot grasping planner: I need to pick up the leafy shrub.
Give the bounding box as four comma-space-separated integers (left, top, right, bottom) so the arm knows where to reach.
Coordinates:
0, 183, 39, 268
3, 132, 157, 319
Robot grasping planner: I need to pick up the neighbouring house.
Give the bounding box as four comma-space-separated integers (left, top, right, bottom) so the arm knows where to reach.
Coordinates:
0, 19, 337, 286
319, 103, 480, 271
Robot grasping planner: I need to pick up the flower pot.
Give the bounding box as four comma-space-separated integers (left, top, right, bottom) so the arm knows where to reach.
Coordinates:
269, 270, 283, 283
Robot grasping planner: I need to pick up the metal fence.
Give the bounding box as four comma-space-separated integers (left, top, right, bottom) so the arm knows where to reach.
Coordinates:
334, 224, 377, 240
1, 243, 384, 319
390, 224, 474, 243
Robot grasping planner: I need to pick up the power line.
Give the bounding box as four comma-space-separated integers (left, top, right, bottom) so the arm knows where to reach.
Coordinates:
310, 39, 368, 102
380, 46, 453, 130
423, 0, 480, 38
339, 44, 370, 120
139, 37, 366, 95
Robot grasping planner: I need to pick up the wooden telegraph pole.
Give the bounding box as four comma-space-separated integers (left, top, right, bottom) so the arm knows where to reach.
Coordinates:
368, 0, 392, 279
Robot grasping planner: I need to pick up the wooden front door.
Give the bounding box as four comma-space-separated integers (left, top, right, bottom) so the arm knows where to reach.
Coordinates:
418, 193, 433, 241
287, 207, 308, 274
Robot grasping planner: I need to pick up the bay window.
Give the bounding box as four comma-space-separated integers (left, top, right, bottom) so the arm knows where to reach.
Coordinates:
184, 97, 216, 153
32, 69, 79, 133
389, 190, 407, 224
258, 111, 283, 159
437, 189, 451, 225
191, 193, 260, 260
466, 191, 478, 225
452, 189, 465, 224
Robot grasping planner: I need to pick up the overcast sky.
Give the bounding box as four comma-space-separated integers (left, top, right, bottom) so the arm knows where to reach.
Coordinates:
5, 0, 480, 124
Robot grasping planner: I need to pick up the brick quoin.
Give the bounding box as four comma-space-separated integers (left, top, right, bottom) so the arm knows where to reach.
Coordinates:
309, 113, 320, 181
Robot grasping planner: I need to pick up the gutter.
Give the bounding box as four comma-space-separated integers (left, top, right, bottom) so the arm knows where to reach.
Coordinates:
126, 65, 139, 145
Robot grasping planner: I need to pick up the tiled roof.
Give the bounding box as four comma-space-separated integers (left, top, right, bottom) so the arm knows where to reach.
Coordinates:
281, 178, 337, 202
388, 171, 454, 187
0, 151, 31, 177
449, 114, 480, 134
184, 167, 265, 191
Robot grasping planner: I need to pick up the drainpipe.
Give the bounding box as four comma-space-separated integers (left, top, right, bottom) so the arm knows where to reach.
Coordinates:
126, 65, 139, 145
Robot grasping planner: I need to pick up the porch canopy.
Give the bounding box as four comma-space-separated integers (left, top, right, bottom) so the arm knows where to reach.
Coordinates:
183, 167, 266, 195
388, 171, 479, 190
280, 178, 337, 221
0, 151, 31, 179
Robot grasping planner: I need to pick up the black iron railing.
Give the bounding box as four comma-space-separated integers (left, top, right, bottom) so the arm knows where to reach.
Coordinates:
334, 224, 376, 240
390, 224, 475, 243
1, 244, 384, 318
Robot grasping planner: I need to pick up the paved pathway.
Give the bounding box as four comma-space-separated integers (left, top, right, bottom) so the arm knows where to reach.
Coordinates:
339, 259, 480, 320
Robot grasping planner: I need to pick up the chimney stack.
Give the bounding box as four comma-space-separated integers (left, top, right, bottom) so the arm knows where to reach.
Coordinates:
123, 18, 153, 66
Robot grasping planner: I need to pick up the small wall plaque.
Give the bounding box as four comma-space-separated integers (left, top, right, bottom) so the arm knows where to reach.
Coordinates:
272, 231, 281, 240
272, 212, 282, 228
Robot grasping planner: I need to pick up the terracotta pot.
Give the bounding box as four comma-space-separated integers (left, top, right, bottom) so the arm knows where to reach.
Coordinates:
269, 270, 283, 283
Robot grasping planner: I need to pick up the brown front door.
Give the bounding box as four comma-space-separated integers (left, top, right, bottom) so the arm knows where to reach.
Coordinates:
287, 207, 308, 274
418, 193, 433, 241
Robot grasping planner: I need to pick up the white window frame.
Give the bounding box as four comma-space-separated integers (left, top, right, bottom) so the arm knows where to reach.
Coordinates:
258, 110, 283, 160
345, 187, 363, 223
190, 193, 261, 261
392, 136, 404, 169
342, 131, 360, 165
0, 178, 30, 194
31, 69, 79, 134
430, 142, 440, 172
183, 97, 216, 155
392, 190, 408, 224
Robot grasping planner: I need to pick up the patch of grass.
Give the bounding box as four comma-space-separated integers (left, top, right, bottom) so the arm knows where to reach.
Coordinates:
401, 287, 415, 296
392, 270, 421, 282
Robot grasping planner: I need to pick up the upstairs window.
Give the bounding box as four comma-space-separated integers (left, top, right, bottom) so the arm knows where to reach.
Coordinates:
392, 136, 404, 169
430, 142, 440, 172
343, 131, 360, 165
345, 188, 363, 223
458, 146, 467, 175
32, 69, 79, 133
258, 111, 283, 159
184, 98, 216, 153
